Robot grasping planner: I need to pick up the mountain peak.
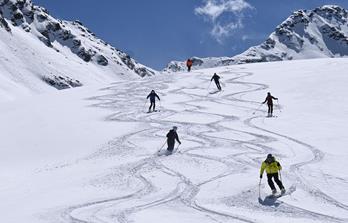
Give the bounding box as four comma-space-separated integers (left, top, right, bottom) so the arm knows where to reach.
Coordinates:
164, 5, 348, 72
0, 0, 155, 77
0, 0, 157, 101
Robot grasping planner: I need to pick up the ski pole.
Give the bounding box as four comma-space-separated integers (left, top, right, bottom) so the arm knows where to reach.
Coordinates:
174, 143, 181, 153
207, 81, 212, 90
157, 140, 167, 153
143, 100, 147, 111
252, 103, 263, 115
159, 100, 162, 111
279, 170, 282, 182
258, 178, 262, 198
206, 82, 212, 97
277, 100, 282, 113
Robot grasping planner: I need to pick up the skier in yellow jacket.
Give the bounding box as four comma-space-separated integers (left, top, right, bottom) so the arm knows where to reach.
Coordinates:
260, 154, 286, 195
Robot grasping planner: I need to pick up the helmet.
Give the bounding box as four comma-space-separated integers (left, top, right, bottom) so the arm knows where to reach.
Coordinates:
151, 90, 155, 93
265, 154, 274, 163
173, 126, 178, 131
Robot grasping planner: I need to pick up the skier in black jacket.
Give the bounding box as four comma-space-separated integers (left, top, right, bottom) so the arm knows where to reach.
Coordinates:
211, 73, 222, 91
146, 90, 160, 112
166, 126, 181, 154
262, 92, 278, 117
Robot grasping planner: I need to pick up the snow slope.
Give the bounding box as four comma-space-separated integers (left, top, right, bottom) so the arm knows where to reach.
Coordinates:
164, 5, 348, 72
0, 0, 156, 102
1, 58, 348, 223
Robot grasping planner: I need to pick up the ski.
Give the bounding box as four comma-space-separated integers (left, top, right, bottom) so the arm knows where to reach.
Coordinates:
265, 185, 296, 199
266, 115, 278, 118
146, 110, 159, 113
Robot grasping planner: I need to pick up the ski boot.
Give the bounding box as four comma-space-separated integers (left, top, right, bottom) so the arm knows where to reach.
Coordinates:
281, 188, 286, 195
272, 189, 277, 195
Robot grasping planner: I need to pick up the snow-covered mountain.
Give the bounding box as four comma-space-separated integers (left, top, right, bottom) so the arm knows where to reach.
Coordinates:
0, 0, 156, 101
164, 5, 348, 72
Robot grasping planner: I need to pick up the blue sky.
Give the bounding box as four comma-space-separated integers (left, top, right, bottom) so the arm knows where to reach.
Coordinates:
33, 0, 348, 70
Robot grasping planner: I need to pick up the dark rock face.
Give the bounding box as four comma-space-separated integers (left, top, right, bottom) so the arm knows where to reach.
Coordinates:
96, 55, 108, 66
77, 48, 93, 62
121, 55, 135, 70
119, 52, 155, 76
261, 38, 276, 50
0, 0, 156, 77
41, 75, 82, 90
166, 63, 183, 72
0, 12, 11, 31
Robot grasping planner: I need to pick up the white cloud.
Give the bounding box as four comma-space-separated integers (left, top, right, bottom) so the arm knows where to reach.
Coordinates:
195, 0, 253, 43
211, 19, 243, 43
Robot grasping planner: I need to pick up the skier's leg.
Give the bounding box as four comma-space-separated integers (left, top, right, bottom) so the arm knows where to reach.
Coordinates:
150, 101, 155, 111
274, 173, 284, 189
267, 104, 271, 115
270, 104, 273, 115
148, 103, 152, 112
267, 174, 276, 190
153, 101, 156, 111
217, 82, 221, 90
167, 142, 174, 152
214, 81, 219, 90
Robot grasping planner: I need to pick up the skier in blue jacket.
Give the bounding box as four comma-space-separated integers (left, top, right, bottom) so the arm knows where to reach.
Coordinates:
146, 90, 160, 112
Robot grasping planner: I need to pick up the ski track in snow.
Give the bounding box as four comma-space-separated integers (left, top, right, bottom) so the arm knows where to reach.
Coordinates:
57, 69, 347, 223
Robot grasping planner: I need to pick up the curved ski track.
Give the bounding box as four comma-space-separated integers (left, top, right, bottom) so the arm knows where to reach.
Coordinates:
58, 68, 348, 223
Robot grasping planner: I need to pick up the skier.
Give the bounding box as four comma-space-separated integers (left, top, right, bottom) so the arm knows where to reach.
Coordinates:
260, 154, 285, 195
163, 126, 181, 156
186, 58, 193, 72
211, 73, 222, 91
146, 90, 160, 112
262, 92, 278, 117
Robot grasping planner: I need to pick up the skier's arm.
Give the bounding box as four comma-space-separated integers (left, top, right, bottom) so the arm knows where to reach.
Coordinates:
277, 162, 282, 171
147, 94, 150, 99
155, 94, 160, 101
260, 162, 266, 178
175, 133, 181, 144
272, 96, 278, 100
262, 97, 267, 104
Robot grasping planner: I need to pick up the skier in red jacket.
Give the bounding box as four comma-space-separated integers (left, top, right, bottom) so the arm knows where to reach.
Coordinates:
186, 59, 193, 72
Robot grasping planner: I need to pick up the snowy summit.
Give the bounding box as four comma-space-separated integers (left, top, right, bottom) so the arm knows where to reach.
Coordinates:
0, 0, 156, 101
165, 5, 348, 72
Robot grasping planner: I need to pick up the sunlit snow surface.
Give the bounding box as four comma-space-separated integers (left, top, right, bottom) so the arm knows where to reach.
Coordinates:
1, 58, 348, 223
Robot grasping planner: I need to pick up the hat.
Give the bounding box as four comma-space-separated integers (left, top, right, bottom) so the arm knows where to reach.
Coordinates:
267, 154, 273, 159
173, 126, 178, 130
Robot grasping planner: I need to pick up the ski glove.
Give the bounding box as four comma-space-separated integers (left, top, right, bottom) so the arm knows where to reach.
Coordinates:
260, 175, 263, 179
